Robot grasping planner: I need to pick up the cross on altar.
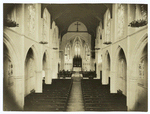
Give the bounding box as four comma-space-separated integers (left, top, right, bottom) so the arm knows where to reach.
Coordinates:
75, 22, 81, 32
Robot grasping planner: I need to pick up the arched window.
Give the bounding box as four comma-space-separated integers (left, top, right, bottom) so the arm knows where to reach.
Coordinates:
85, 45, 90, 61
3, 44, 14, 87
27, 4, 36, 36
65, 44, 71, 61
75, 43, 80, 56
96, 28, 100, 44
138, 45, 148, 87
43, 8, 48, 42
106, 10, 110, 42
100, 22, 102, 39
6, 5, 17, 23
140, 5, 148, 21
117, 4, 125, 38
120, 59, 126, 79
53, 29, 57, 48
104, 9, 111, 44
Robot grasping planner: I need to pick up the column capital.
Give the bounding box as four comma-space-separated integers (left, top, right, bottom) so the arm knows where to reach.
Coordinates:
11, 76, 23, 79
35, 70, 43, 73
129, 76, 138, 81
44, 68, 51, 71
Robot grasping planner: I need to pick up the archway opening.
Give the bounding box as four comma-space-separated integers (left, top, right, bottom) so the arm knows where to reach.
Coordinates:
42, 51, 51, 84
106, 53, 111, 84
24, 48, 36, 97
42, 52, 47, 84
135, 44, 148, 111
117, 48, 127, 96
3, 43, 16, 110
58, 63, 60, 72
3, 43, 11, 91
3, 41, 22, 110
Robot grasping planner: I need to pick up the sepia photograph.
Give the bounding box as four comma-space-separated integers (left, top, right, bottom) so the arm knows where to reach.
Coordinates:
2, 1, 148, 112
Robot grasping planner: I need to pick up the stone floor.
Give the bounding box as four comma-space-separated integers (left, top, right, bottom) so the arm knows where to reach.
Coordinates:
66, 77, 85, 111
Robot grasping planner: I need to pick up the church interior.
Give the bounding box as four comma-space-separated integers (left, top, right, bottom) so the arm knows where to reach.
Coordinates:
3, 3, 148, 111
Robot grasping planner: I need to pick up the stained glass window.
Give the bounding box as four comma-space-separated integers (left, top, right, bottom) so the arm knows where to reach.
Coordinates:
75, 43, 80, 56
139, 59, 144, 79
43, 9, 47, 41
7, 6, 16, 22
8, 59, 13, 86
27, 4, 36, 36
121, 59, 126, 79
85, 45, 90, 61
141, 5, 148, 21
105, 9, 111, 42
65, 45, 71, 61
53, 29, 57, 47
117, 4, 125, 38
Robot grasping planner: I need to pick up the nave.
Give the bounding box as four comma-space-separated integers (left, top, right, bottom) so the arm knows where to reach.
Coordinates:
24, 76, 127, 111
3, 3, 148, 111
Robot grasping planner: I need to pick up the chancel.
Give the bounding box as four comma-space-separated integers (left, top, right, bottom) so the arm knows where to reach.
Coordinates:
3, 3, 148, 112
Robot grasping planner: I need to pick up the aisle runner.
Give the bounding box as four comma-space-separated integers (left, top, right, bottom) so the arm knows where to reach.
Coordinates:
66, 77, 84, 111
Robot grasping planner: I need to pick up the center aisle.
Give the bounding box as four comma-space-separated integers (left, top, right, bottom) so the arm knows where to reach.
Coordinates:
66, 77, 85, 111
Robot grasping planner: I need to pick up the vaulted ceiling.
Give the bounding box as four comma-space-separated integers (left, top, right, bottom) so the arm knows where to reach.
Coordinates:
41, 4, 112, 38
4, 3, 112, 58
4, 3, 112, 38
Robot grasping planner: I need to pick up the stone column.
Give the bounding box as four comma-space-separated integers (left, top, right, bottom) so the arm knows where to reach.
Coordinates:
102, 69, 109, 85
96, 64, 100, 79
45, 68, 52, 84
127, 77, 137, 111
35, 70, 43, 93
110, 71, 117, 93
13, 76, 24, 110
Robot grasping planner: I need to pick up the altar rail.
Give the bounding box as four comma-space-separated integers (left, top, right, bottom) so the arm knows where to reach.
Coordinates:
58, 71, 96, 79
58, 71, 73, 78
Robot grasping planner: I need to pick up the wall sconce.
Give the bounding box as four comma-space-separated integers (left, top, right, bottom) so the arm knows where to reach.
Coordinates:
95, 48, 100, 50
103, 41, 112, 45
39, 41, 48, 44
53, 47, 58, 50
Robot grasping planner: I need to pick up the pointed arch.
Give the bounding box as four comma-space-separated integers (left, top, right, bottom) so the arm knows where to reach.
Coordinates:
65, 43, 71, 60
3, 33, 21, 75
42, 8, 49, 42
104, 8, 111, 43
42, 50, 50, 83
103, 50, 111, 84
72, 36, 83, 57
68, 21, 87, 31
115, 46, 127, 96
52, 25, 59, 48
24, 48, 36, 97
130, 34, 148, 111
96, 26, 101, 39
73, 36, 83, 47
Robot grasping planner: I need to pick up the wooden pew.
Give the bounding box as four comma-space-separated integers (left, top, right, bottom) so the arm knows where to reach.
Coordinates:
81, 79, 127, 111
24, 79, 73, 111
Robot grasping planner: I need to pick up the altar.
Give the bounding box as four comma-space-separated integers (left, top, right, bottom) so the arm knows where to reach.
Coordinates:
72, 72, 83, 77
73, 67, 81, 72
72, 67, 82, 77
